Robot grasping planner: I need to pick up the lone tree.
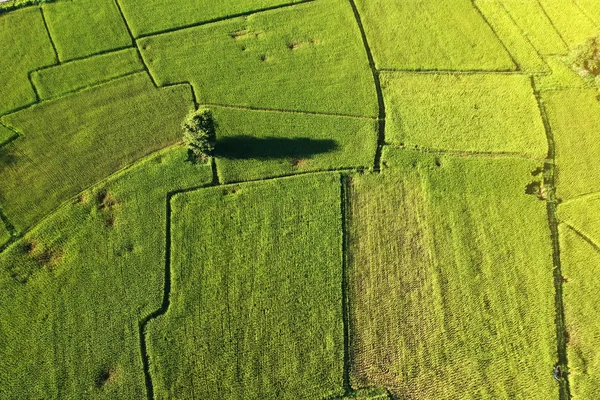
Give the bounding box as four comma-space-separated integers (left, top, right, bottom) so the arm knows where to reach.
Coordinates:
183, 107, 216, 162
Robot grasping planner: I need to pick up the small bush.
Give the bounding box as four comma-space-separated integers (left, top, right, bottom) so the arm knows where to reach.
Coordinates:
572, 36, 600, 76
182, 107, 215, 163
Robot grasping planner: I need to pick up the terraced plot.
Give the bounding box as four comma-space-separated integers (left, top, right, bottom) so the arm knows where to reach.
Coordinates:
558, 223, 600, 400
0, 6, 56, 115
0, 148, 212, 399
348, 149, 556, 399
382, 73, 547, 157
147, 173, 344, 399
138, 0, 377, 117
353, 0, 514, 70
30, 48, 144, 100
541, 89, 600, 200
119, 0, 305, 37
212, 106, 377, 182
0, 73, 194, 231
42, 0, 132, 61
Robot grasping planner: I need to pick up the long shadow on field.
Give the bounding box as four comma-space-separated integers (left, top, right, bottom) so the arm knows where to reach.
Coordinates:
215, 135, 338, 160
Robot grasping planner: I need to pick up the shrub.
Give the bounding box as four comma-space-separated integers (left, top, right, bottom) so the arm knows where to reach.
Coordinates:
182, 107, 215, 162
572, 36, 600, 76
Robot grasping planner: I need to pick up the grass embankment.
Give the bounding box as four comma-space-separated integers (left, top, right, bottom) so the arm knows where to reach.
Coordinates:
31, 48, 144, 99
0, 6, 56, 115
0, 147, 213, 399
381, 73, 547, 157
353, 0, 515, 70
119, 0, 305, 37
138, 0, 377, 117
147, 173, 345, 399
42, 0, 131, 61
211, 106, 377, 182
347, 148, 557, 399
0, 73, 194, 231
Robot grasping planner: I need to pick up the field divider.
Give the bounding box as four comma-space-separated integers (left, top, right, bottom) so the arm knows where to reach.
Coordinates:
133, 0, 315, 40
200, 102, 376, 120
347, 0, 386, 172
470, 0, 520, 70
340, 174, 352, 395
531, 76, 571, 400
378, 68, 543, 75
0, 208, 18, 253
563, 222, 600, 254
534, 0, 570, 52
39, 6, 59, 64
384, 143, 547, 162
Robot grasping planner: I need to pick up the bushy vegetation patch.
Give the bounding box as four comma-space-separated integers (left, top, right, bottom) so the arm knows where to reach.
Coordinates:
43, 0, 132, 61
147, 173, 344, 399
0, 147, 212, 399
212, 106, 377, 182
382, 73, 547, 157
30, 48, 144, 99
542, 89, 600, 200
348, 148, 556, 399
0, 73, 194, 231
119, 0, 305, 37
138, 0, 377, 117
537, 0, 599, 49
353, 0, 514, 70
182, 107, 216, 162
0, 7, 56, 115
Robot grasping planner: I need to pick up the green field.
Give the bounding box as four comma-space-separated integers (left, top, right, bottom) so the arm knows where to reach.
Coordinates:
42, 0, 132, 61
212, 106, 377, 182
0, 6, 56, 115
1, 0, 599, 398
381, 73, 547, 157
354, 0, 514, 70
147, 173, 344, 399
138, 0, 377, 117
0, 73, 193, 231
0, 147, 212, 399
119, 0, 305, 37
30, 48, 144, 100
348, 149, 556, 399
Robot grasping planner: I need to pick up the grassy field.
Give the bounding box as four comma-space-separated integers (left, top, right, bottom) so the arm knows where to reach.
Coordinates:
147, 173, 344, 399
0, 124, 16, 145
138, 0, 377, 117
353, 0, 514, 70
31, 48, 144, 100
537, 0, 599, 48
211, 106, 377, 182
43, 0, 132, 61
0, 222, 10, 247
577, 0, 600, 26
348, 148, 556, 399
0, 6, 56, 115
381, 73, 547, 157
0, 147, 212, 399
558, 224, 600, 400
541, 89, 600, 200
534, 57, 590, 91
0, 73, 193, 231
119, 0, 305, 37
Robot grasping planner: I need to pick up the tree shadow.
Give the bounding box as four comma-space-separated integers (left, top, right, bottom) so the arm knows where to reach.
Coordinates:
215, 135, 338, 160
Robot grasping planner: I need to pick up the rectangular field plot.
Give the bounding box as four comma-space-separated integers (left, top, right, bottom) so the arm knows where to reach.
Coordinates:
212, 106, 377, 182
499, 0, 568, 55
119, 0, 305, 37
542, 90, 600, 200
382, 73, 547, 157
538, 0, 599, 49
43, 0, 132, 61
147, 173, 345, 399
0, 7, 57, 115
0, 147, 212, 399
348, 148, 556, 399
138, 0, 377, 117
354, 0, 514, 70
475, 0, 548, 73
0, 73, 194, 231
31, 48, 144, 100
559, 223, 600, 400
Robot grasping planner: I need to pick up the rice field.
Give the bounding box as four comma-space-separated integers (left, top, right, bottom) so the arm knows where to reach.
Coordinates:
0, 0, 598, 398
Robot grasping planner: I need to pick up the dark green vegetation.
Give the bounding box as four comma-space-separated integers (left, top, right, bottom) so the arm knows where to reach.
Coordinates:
348, 149, 556, 399
138, 0, 377, 117
1, 0, 600, 398
0, 148, 212, 399
147, 173, 344, 398
182, 107, 216, 162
